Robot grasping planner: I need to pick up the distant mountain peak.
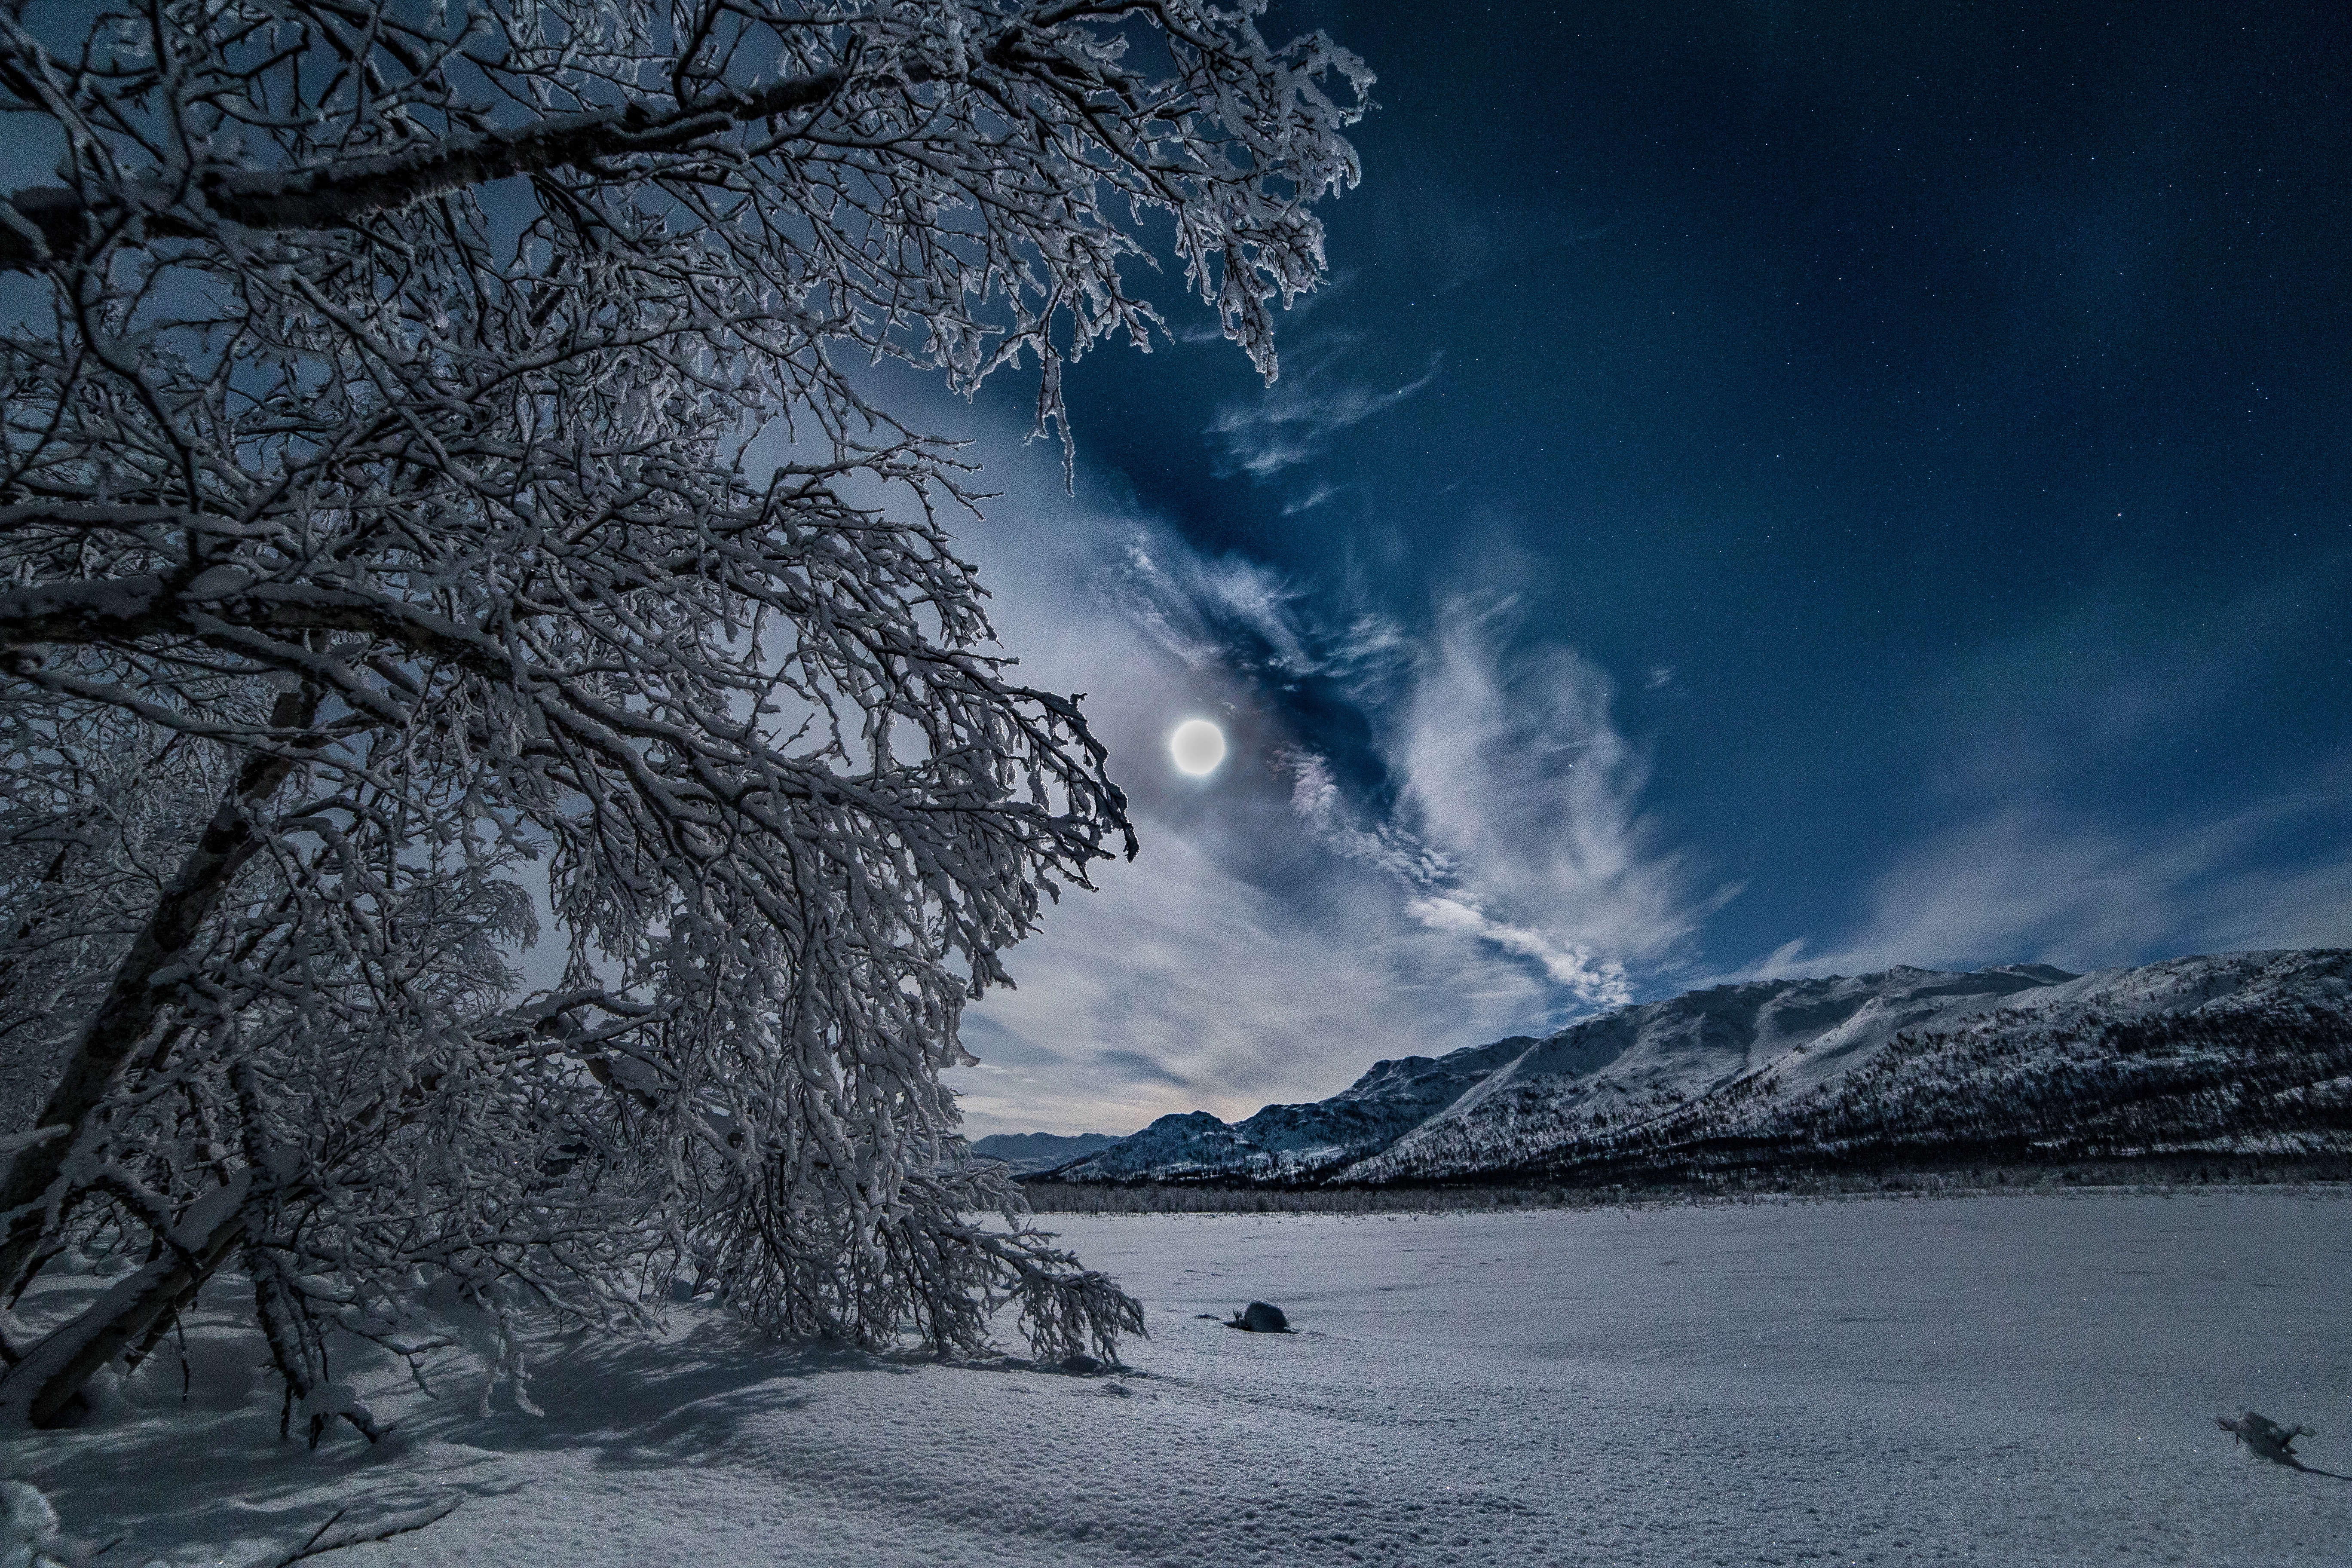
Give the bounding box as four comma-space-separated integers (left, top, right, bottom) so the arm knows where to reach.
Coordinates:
1035, 950, 2352, 1187
968, 1130, 1129, 1176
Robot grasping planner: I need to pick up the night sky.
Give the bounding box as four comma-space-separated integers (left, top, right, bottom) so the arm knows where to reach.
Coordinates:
937, 1, 2352, 1135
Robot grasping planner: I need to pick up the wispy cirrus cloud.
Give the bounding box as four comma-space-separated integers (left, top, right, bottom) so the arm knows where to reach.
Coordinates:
1728, 780, 2352, 984
956, 813, 1563, 1134
1281, 481, 1347, 516
1087, 519, 1724, 1023
1281, 599, 1729, 1012
1206, 334, 1441, 478
1096, 529, 1405, 689
914, 403, 1720, 1131
1721, 576, 2352, 985
928, 419, 1588, 1133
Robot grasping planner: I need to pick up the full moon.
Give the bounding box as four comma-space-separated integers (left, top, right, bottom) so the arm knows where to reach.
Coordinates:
1170, 719, 1227, 776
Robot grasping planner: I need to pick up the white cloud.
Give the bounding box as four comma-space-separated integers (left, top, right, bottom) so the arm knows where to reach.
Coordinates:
1097, 537, 1322, 678
1281, 481, 1346, 516
1082, 527, 1726, 1026
954, 820, 1559, 1136
925, 412, 1586, 1135
1715, 581, 2352, 986
1206, 335, 1441, 478
889, 383, 1741, 1133
1280, 599, 1728, 1013
1727, 781, 2352, 982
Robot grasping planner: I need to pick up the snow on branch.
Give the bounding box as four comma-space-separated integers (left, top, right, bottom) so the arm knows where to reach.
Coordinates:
0, 0, 1363, 1436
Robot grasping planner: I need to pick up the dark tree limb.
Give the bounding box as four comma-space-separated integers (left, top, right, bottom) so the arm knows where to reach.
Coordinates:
0, 70, 848, 273
0, 1175, 251, 1428
0, 688, 320, 1304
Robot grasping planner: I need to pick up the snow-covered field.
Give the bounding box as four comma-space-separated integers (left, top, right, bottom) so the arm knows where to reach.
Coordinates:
10, 1192, 2349, 1567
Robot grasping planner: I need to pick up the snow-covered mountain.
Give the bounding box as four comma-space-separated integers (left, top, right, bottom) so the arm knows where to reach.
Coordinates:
968, 1131, 1128, 1175
1039, 950, 2352, 1186
1046, 1035, 1542, 1183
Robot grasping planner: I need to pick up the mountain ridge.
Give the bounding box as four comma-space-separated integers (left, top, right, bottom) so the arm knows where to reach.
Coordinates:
1034, 950, 2352, 1186
968, 1131, 1127, 1175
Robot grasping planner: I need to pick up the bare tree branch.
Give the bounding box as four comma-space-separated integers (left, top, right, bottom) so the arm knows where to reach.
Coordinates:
0, 0, 1362, 1432
239, 1498, 463, 1568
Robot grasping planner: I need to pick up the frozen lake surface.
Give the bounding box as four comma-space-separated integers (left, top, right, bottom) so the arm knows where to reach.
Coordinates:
12, 1191, 2350, 1565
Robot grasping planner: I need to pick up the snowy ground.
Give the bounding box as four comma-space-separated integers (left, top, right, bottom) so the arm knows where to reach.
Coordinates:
9, 1191, 2350, 1567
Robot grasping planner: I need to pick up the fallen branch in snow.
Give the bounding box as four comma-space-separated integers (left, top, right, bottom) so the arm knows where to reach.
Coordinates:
3, 1482, 460, 1568
238, 1498, 462, 1568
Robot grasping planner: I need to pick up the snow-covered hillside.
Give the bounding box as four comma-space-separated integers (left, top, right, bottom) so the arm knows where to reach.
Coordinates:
969, 1132, 1129, 1175
1049, 1035, 1540, 1182
1043, 950, 2352, 1186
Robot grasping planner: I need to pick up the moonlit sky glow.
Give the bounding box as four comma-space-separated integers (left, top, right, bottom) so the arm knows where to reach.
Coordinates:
1170, 720, 1227, 776
937, 1, 2352, 1138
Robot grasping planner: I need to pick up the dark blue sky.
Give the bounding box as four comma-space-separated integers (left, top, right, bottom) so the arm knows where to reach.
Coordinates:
944, 1, 2352, 1133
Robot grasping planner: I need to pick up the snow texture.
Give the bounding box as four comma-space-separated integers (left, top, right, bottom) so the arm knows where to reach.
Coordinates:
0, 1481, 62, 1568
7, 1192, 2347, 1566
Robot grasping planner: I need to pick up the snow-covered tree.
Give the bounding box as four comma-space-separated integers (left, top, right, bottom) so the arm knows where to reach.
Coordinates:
0, 0, 1366, 1431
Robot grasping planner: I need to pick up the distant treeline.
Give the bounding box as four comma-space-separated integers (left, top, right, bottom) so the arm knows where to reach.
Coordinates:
1018, 1157, 2351, 1215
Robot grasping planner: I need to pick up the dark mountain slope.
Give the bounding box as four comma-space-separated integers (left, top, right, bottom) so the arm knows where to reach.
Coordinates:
1036, 951, 2352, 1187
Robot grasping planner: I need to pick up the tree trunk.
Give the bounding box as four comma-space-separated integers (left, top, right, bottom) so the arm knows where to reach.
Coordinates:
0, 70, 848, 275
0, 689, 317, 1305
0, 1175, 249, 1428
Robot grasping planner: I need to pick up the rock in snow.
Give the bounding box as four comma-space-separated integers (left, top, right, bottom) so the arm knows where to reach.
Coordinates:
1227, 1301, 1294, 1333
2216, 1410, 2315, 1464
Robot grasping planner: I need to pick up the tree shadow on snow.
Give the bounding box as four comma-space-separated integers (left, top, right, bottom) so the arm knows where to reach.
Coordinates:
403, 1305, 927, 1464
1, 1400, 474, 1563
0, 1304, 942, 1560
2256, 1454, 2351, 1481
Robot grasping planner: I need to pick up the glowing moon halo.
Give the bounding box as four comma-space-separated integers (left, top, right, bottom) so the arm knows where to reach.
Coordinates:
1170, 719, 1227, 777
